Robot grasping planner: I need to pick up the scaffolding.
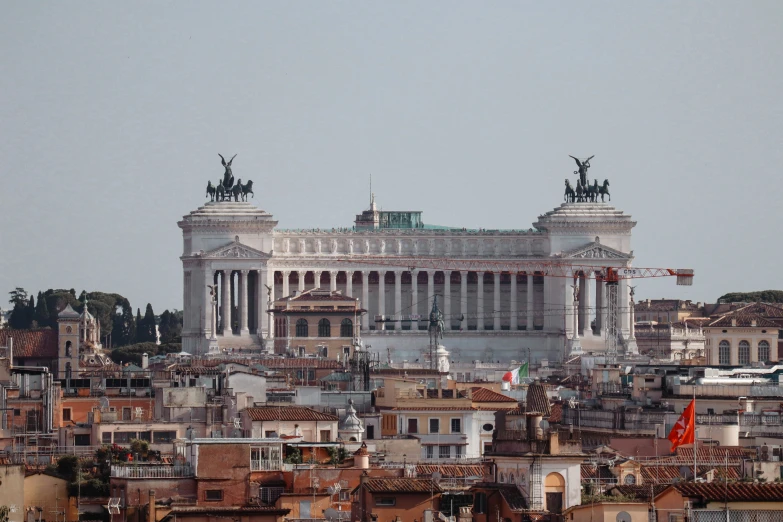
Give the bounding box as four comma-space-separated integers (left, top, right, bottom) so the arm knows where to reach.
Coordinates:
605, 282, 619, 365
529, 457, 543, 510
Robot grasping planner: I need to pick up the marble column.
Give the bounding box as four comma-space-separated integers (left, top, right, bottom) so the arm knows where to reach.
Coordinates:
427, 270, 434, 310
510, 274, 518, 331
394, 270, 402, 330
411, 269, 419, 317
239, 270, 249, 335
314, 270, 323, 290
477, 273, 485, 331
221, 270, 232, 335
205, 269, 215, 339
460, 271, 468, 330
345, 270, 353, 298
526, 273, 534, 331
493, 273, 501, 330
361, 271, 369, 330
581, 272, 592, 336
298, 270, 306, 294
329, 270, 338, 292
378, 270, 386, 330
443, 271, 451, 330
256, 269, 265, 336
262, 269, 274, 338
282, 270, 290, 299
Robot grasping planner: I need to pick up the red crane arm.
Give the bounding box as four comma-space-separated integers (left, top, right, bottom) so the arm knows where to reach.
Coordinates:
333, 256, 694, 285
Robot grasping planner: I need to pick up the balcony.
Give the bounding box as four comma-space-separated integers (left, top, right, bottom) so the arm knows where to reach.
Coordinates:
250, 459, 283, 471
111, 464, 194, 478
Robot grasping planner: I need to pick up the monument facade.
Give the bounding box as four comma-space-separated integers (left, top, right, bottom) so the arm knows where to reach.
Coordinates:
180, 156, 637, 362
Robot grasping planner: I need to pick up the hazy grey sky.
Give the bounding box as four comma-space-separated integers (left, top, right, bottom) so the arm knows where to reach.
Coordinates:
1, 2, 781, 312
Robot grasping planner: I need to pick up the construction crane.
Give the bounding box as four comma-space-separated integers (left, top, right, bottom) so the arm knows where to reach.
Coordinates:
335, 256, 694, 284
335, 256, 694, 364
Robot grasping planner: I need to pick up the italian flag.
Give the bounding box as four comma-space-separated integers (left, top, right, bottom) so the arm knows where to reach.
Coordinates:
502, 362, 529, 385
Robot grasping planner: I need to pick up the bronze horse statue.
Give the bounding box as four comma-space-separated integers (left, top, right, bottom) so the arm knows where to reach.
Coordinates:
564, 179, 575, 202
215, 180, 226, 201
598, 179, 610, 202
231, 179, 243, 202
241, 180, 254, 201
206, 181, 216, 201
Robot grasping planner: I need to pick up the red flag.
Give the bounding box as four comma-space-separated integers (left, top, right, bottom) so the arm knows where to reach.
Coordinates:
668, 399, 696, 451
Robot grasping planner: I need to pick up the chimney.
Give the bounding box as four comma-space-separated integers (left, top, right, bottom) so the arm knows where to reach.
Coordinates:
142, 353, 149, 369
752, 319, 757, 327
458, 506, 474, 522
732, 319, 737, 327
8, 337, 12, 367
148, 490, 156, 522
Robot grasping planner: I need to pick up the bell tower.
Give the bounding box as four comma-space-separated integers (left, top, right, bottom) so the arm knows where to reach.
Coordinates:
57, 304, 80, 379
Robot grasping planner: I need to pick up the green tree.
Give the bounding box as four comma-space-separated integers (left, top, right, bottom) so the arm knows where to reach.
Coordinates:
137, 303, 156, 343
56, 454, 80, 481
8, 287, 31, 329
718, 290, 783, 303
112, 298, 136, 346
34, 291, 50, 327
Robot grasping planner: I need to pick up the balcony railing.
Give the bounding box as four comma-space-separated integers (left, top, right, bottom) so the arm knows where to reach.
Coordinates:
111, 464, 194, 478
250, 459, 283, 471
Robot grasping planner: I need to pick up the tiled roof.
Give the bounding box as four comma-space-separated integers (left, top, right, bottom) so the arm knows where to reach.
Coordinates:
641, 465, 682, 483
0, 329, 58, 359
549, 403, 563, 423
388, 406, 477, 411
245, 407, 338, 422
610, 484, 668, 501
359, 478, 442, 494
415, 465, 486, 478
278, 289, 358, 302
707, 314, 779, 328
353, 442, 370, 456
581, 464, 616, 482
260, 359, 344, 369
675, 446, 750, 462
635, 300, 700, 312
498, 484, 529, 512
669, 483, 783, 502
698, 466, 741, 480
525, 381, 551, 416
470, 387, 517, 403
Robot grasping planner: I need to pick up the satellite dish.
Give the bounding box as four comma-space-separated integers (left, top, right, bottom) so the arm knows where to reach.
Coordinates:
99, 397, 110, 410
617, 512, 632, 522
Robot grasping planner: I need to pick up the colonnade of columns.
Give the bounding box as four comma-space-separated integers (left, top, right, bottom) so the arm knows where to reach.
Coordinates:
266, 269, 550, 332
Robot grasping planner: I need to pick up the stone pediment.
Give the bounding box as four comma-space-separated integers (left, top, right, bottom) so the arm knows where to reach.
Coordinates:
559, 242, 631, 260
202, 240, 270, 259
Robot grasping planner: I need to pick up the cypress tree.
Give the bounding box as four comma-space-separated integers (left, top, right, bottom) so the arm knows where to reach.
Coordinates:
26, 295, 35, 328
140, 303, 156, 342
34, 291, 50, 327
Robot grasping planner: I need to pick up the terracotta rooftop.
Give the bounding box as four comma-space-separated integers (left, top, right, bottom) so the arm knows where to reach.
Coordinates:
0, 329, 58, 359
415, 464, 486, 478
260, 358, 344, 369
668, 482, 783, 502
245, 407, 338, 422
635, 299, 701, 312
525, 381, 551, 417
610, 484, 668, 501
353, 442, 369, 456
469, 387, 517, 403
357, 478, 442, 494
549, 403, 563, 423
707, 314, 779, 328
388, 406, 477, 412
581, 464, 616, 482
640, 465, 682, 483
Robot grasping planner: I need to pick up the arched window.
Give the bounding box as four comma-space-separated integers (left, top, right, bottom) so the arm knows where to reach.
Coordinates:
318, 318, 331, 337
719, 341, 731, 365
295, 319, 309, 337
508, 473, 515, 485
739, 340, 750, 365
499, 473, 506, 483
65, 341, 72, 357
759, 340, 770, 363
340, 318, 353, 338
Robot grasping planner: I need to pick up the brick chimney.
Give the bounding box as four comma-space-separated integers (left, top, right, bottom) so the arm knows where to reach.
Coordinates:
148, 490, 156, 522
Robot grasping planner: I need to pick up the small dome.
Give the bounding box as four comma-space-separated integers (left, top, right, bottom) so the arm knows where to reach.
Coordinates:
58, 304, 80, 319
340, 400, 364, 432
